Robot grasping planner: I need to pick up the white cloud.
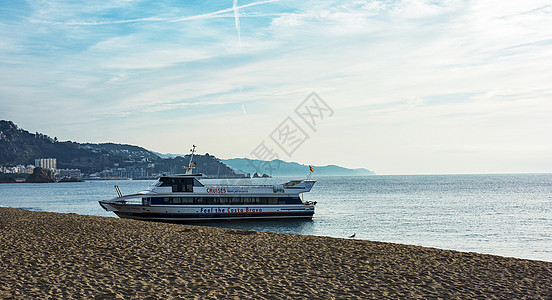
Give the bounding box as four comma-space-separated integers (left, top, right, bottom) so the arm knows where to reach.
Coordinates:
2, 0, 552, 173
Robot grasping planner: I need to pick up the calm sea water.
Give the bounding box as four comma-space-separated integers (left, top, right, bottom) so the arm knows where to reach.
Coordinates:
1, 174, 551, 262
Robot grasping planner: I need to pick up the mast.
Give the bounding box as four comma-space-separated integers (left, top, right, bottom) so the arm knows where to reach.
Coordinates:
185, 145, 196, 175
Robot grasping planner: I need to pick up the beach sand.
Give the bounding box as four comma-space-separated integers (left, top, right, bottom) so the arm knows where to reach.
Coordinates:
0, 207, 550, 299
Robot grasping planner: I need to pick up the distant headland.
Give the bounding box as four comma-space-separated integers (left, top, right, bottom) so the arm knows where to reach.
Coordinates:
221, 158, 375, 177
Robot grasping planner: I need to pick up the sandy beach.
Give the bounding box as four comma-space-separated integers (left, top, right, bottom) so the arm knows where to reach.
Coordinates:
0, 207, 550, 299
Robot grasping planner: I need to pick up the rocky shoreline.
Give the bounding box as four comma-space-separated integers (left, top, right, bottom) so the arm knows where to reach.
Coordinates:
24, 167, 56, 183
0, 207, 551, 299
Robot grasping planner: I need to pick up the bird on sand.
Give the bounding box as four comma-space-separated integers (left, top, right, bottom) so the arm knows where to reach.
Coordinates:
349, 233, 356, 238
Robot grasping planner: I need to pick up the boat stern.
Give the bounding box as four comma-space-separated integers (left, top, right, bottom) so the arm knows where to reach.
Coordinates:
283, 179, 316, 193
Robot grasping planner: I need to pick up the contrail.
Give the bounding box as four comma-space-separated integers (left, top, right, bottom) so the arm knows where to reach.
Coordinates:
171, 0, 278, 23
233, 0, 241, 46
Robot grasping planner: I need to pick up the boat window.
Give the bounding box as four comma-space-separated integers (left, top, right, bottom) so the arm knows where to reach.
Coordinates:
231, 197, 243, 204
157, 197, 201, 204
185, 179, 194, 192
286, 197, 302, 204
150, 197, 163, 204
159, 178, 171, 187
152, 195, 292, 205
149, 181, 162, 188
232, 197, 262, 205
157, 177, 198, 192
171, 179, 181, 192
182, 197, 194, 204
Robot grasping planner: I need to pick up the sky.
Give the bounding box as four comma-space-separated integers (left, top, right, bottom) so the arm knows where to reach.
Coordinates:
1, 0, 551, 174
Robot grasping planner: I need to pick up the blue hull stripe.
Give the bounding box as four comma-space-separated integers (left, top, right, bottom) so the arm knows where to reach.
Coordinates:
116, 211, 314, 219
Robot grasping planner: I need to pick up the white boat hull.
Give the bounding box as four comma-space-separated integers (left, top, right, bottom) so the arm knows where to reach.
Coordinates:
100, 202, 315, 222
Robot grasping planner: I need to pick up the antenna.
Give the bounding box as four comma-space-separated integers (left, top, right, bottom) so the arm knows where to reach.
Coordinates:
185, 145, 196, 175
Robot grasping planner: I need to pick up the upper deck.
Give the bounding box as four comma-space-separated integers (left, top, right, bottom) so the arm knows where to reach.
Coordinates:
140, 174, 315, 196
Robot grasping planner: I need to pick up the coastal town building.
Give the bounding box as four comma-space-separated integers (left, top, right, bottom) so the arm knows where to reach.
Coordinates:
1, 165, 35, 174
57, 168, 83, 179
1, 158, 63, 175
35, 158, 57, 170
92, 167, 148, 179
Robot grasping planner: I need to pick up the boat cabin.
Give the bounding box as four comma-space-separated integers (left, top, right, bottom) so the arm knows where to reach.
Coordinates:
158, 175, 204, 193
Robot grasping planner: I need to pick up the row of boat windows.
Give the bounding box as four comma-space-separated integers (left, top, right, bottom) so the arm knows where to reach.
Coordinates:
158, 177, 203, 192
147, 196, 303, 205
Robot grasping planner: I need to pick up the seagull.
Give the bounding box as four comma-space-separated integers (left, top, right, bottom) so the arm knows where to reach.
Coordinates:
349, 233, 356, 238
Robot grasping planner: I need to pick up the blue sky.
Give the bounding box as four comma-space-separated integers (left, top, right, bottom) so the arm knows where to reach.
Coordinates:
1, 0, 552, 174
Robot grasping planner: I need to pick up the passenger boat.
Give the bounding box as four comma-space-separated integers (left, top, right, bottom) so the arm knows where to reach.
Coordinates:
99, 146, 316, 222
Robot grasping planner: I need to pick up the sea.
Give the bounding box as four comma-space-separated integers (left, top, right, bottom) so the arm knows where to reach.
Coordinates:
1, 174, 551, 262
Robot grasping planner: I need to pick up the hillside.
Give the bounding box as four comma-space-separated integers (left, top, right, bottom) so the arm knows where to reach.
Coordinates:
0, 121, 99, 172
222, 158, 375, 176
0, 120, 158, 173
0, 120, 242, 177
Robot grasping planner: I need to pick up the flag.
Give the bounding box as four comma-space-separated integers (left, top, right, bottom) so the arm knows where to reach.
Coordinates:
309, 165, 314, 172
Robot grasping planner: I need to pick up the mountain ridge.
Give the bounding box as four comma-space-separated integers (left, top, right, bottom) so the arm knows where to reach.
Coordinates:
222, 158, 375, 176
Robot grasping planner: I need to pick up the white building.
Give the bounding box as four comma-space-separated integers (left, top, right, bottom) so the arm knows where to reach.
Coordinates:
0, 165, 34, 174
35, 158, 57, 170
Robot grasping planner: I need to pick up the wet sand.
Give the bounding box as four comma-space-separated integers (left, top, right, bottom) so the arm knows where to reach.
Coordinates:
0, 207, 551, 299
